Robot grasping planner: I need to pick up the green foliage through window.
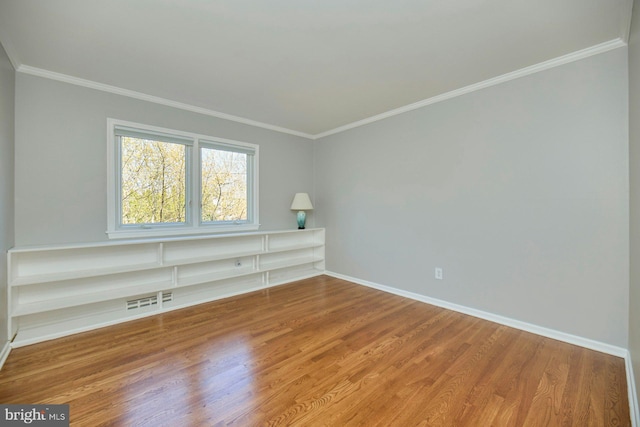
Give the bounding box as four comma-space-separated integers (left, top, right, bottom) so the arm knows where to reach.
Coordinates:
201, 147, 247, 222
121, 137, 186, 225
109, 120, 258, 237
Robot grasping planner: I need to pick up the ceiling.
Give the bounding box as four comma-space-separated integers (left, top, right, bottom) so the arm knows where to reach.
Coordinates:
0, 0, 633, 138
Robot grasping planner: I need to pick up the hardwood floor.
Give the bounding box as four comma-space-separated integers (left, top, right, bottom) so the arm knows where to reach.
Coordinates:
0, 275, 630, 426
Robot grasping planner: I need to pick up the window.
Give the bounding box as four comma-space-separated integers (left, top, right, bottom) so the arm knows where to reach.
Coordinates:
108, 119, 258, 238
200, 142, 251, 223
120, 131, 190, 227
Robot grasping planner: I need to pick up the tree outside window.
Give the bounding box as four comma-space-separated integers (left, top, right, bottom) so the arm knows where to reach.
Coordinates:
108, 120, 258, 238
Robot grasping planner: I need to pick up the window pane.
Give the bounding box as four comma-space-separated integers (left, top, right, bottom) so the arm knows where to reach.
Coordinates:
121, 137, 186, 225
201, 147, 248, 222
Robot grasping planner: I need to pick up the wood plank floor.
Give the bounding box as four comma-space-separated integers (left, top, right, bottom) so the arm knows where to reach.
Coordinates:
0, 275, 630, 426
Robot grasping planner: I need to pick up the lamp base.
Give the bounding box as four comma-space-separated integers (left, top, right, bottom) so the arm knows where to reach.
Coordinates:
296, 211, 306, 229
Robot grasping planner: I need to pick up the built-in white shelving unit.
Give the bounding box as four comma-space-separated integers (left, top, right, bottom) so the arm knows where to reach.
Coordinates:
8, 228, 325, 347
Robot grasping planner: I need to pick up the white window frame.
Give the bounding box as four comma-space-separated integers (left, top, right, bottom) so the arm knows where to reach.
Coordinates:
107, 119, 259, 239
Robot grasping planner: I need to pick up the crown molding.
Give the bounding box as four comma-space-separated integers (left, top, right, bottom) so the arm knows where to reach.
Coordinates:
16, 38, 626, 141
621, 0, 635, 43
313, 38, 627, 139
16, 65, 315, 140
0, 38, 21, 71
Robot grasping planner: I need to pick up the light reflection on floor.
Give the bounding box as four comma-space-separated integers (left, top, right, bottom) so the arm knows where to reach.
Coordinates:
115, 334, 256, 426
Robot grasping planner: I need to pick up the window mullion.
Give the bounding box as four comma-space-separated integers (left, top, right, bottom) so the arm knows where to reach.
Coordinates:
191, 140, 201, 229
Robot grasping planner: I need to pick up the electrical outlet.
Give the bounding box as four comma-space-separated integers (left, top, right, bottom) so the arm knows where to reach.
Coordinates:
235, 259, 242, 267
435, 267, 443, 280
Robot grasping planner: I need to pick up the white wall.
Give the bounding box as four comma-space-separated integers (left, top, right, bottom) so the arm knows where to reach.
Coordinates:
628, 0, 640, 411
314, 47, 629, 347
14, 74, 314, 246
0, 42, 15, 345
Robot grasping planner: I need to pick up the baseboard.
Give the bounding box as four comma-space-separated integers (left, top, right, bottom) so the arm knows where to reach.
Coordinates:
626, 351, 640, 427
325, 271, 628, 357
0, 340, 11, 370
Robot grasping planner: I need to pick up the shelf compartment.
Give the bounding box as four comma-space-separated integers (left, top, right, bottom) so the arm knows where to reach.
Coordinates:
162, 235, 263, 265
259, 247, 323, 272
12, 269, 173, 316
267, 229, 324, 252
12, 298, 159, 347
10, 243, 160, 285
165, 275, 265, 311
268, 264, 324, 285
266, 242, 324, 255
176, 256, 257, 287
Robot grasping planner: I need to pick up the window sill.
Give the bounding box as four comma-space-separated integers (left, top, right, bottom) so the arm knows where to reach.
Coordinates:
106, 224, 260, 240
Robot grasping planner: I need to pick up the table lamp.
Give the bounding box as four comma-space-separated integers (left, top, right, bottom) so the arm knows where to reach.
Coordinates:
290, 193, 313, 229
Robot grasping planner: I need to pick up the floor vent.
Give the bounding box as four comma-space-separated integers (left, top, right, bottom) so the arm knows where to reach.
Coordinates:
162, 292, 173, 303
126, 295, 158, 310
